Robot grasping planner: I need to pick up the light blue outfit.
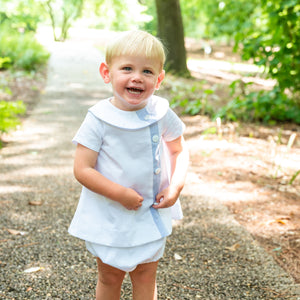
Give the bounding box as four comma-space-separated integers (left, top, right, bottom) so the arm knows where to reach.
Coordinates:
69, 95, 185, 271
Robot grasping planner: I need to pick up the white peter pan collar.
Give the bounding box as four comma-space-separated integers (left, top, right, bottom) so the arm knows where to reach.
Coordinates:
89, 95, 169, 130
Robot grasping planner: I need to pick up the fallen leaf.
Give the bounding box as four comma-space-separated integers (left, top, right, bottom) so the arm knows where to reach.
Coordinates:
225, 243, 240, 251
270, 216, 291, 225
264, 216, 291, 226
7, 229, 28, 236
275, 218, 288, 225
24, 267, 44, 273
28, 201, 42, 206
174, 253, 182, 260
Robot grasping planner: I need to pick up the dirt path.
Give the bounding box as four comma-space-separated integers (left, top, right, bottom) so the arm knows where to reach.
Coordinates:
1, 29, 299, 299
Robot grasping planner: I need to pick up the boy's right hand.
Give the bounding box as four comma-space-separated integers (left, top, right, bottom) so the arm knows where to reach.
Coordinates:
120, 188, 144, 211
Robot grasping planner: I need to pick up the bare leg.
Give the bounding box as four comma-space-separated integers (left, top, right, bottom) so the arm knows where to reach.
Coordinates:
96, 258, 126, 300
129, 261, 159, 300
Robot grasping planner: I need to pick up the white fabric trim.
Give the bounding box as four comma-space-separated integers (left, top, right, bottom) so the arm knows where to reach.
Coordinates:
89, 95, 169, 129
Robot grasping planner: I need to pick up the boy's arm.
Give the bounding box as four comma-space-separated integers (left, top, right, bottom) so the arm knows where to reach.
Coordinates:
74, 144, 143, 210
153, 136, 189, 209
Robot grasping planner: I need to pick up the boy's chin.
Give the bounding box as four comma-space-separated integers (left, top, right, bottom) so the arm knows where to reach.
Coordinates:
114, 94, 152, 111
125, 100, 148, 111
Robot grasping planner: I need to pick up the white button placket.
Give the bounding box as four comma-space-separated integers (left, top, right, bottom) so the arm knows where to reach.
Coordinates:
152, 135, 161, 177
149, 122, 168, 237
135, 107, 169, 236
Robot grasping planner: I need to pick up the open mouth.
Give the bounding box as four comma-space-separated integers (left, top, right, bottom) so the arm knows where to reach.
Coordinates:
127, 87, 144, 95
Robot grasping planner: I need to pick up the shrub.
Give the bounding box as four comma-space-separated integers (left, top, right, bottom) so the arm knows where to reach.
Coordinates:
0, 100, 26, 135
168, 79, 216, 116
0, 26, 49, 71
0, 57, 12, 69
215, 80, 300, 124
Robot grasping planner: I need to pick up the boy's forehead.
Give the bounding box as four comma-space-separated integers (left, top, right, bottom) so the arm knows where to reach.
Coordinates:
110, 55, 162, 70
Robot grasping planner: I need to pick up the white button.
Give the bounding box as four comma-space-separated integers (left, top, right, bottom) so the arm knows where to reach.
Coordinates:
152, 135, 159, 143
144, 115, 151, 120
154, 168, 161, 175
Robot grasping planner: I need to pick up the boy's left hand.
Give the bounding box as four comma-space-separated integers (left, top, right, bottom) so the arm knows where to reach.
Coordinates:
152, 186, 180, 209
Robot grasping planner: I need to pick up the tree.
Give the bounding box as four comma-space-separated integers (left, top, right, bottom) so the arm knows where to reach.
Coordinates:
42, 0, 83, 41
89, 0, 138, 31
155, 0, 190, 76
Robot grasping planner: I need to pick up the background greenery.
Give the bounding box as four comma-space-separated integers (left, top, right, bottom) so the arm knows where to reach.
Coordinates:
1, 0, 300, 142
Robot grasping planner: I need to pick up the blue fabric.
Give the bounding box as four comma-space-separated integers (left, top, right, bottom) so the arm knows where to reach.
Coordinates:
136, 109, 168, 237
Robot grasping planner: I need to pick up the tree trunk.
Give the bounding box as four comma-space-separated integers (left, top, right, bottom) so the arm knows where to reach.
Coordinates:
46, 0, 58, 41
155, 0, 189, 76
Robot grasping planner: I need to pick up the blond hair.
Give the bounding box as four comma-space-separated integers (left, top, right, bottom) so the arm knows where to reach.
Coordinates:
105, 30, 166, 71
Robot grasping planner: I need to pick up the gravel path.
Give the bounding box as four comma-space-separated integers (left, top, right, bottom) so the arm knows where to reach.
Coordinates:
1, 31, 300, 299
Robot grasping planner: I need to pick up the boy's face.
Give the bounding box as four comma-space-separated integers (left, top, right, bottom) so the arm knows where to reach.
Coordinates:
100, 55, 165, 111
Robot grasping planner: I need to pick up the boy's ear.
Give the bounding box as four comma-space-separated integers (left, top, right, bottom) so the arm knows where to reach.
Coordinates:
155, 70, 165, 90
99, 62, 110, 83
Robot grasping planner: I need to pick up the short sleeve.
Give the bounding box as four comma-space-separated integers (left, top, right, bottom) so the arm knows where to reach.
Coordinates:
72, 112, 103, 152
162, 108, 185, 142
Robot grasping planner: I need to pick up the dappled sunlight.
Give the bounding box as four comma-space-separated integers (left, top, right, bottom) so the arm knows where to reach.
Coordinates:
187, 58, 276, 88
186, 132, 300, 178
68, 82, 85, 89
188, 58, 263, 74
182, 152, 300, 259
0, 185, 33, 194
183, 168, 261, 205
2, 165, 72, 179
181, 112, 300, 285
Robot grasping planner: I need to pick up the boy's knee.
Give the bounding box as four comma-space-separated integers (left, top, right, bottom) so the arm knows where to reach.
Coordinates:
96, 258, 125, 287
99, 271, 124, 286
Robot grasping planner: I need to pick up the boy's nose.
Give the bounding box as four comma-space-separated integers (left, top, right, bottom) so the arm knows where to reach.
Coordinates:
131, 72, 143, 82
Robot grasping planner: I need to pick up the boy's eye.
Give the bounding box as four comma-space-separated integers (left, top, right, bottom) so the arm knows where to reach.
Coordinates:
123, 66, 132, 71
143, 69, 153, 74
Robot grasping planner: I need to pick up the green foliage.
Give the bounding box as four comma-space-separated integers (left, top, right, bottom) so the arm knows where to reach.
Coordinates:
1, 12, 40, 32
177, 0, 300, 124
237, 0, 300, 98
0, 74, 12, 96
215, 80, 300, 124
86, 0, 148, 31
0, 0, 44, 33
168, 0, 300, 125
168, 76, 300, 124
204, 0, 260, 41
43, 0, 84, 41
180, 0, 208, 38
169, 80, 215, 116
201, 0, 300, 107
139, 0, 158, 34
289, 170, 300, 185
92, 0, 131, 30
0, 100, 26, 135
0, 57, 12, 69
0, 27, 50, 71
174, 0, 261, 41
0, 1, 49, 71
